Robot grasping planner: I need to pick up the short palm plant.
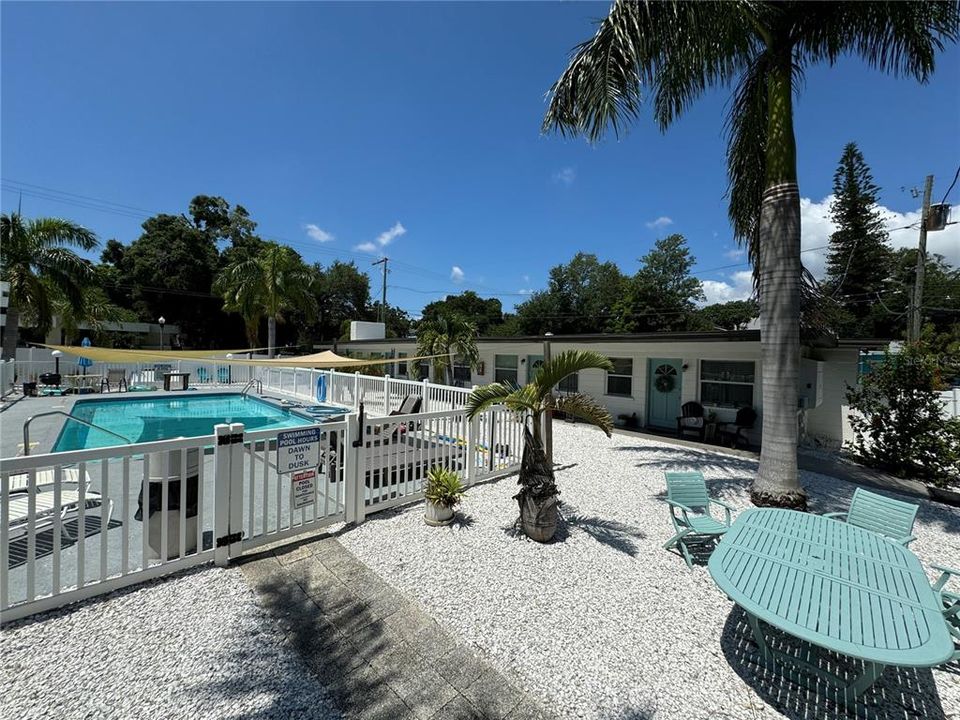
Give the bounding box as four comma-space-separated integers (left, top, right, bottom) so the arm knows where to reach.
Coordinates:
466, 350, 614, 542
424, 466, 466, 526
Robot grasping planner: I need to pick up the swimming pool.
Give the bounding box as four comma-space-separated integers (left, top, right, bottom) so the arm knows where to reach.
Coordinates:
53, 393, 328, 452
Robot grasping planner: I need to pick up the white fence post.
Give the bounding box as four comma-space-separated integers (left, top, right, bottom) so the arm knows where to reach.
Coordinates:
354, 372, 361, 409
384, 375, 391, 414
343, 412, 366, 525
213, 424, 232, 567
466, 414, 478, 487
227, 423, 245, 561
422, 378, 430, 412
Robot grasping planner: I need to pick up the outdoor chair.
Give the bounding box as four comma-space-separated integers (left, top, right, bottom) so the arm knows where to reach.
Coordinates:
101, 368, 128, 393
717, 406, 757, 449
928, 564, 960, 663
390, 395, 422, 416
676, 401, 705, 441
4, 468, 111, 541
824, 487, 918, 545
662, 471, 734, 568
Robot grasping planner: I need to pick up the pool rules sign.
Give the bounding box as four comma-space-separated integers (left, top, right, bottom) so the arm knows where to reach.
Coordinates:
277, 427, 322, 509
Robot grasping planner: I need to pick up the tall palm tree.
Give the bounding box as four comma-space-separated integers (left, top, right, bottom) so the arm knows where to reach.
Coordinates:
213, 242, 317, 357
1, 212, 98, 359
466, 350, 614, 541
50, 285, 135, 344
415, 315, 481, 385
543, 1, 958, 509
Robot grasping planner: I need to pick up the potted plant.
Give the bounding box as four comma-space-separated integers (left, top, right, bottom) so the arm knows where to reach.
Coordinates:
466, 350, 614, 543
424, 466, 466, 526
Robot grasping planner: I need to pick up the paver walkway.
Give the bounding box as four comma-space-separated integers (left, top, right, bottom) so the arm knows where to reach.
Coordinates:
239, 533, 556, 720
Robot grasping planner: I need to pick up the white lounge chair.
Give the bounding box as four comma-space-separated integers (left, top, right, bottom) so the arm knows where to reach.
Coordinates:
4, 468, 112, 541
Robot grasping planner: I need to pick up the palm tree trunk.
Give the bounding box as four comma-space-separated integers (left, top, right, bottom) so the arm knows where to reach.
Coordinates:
267, 316, 277, 358
752, 59, 806, 510
2, 306, 20, 360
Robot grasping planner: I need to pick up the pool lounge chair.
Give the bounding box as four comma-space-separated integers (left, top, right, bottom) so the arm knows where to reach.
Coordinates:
390, 395, 422, 416
4, 468, 111, 541
101, 368, 128, 393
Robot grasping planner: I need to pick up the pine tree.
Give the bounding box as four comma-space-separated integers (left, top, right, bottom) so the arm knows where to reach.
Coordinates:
824, 143, 893, 336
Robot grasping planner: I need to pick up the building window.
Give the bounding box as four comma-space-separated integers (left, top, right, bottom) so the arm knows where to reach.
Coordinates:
495, 354, 518, 384
557, 372, 578, 394
606, 358, 633, 396
700, 360, 755, 408
396, 352, 408, 378
452, 355, 472, 385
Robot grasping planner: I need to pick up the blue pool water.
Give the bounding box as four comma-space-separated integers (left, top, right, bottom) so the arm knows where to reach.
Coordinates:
53, 393, 323, 452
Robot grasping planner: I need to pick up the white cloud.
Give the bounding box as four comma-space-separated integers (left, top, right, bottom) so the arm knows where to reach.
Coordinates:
518, 288, 534, 295
701, 270, 755, 304
522, 274, 530, 283
303, 223, 334, 243
450, 266, 465, 283
552, 167, 576, 186
376, 221, 406, 247
799, 195, 960, 279
645, 216, 673, 229
353, 221, 407, 253
724, 247, 746, 260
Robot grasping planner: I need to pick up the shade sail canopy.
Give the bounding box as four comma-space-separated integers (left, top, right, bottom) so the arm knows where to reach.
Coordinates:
39, 344, 441, 369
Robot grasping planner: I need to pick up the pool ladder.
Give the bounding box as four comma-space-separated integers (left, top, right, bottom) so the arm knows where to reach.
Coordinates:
22, 410, 131, 456
241, 379, 263, 396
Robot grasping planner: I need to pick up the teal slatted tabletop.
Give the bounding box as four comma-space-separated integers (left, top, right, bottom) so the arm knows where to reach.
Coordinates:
708, 508, 953, 706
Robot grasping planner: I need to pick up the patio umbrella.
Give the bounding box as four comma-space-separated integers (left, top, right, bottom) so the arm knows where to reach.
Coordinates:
78, 337, 94, 376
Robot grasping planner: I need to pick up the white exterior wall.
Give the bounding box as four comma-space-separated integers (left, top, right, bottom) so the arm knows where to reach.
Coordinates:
803, 347, 865, 449
337, 338, 776, 444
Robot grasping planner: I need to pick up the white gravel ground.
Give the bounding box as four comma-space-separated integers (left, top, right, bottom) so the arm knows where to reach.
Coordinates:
339, 422, 960, 720
0, 566, 341, 720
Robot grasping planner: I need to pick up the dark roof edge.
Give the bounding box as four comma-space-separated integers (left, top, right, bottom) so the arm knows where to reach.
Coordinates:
330, 330, 763, 345
835, 338, 894, 350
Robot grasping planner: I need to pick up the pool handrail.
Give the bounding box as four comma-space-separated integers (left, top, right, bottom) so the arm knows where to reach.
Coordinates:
23, 410, 132, 456
241, 378, 263, 396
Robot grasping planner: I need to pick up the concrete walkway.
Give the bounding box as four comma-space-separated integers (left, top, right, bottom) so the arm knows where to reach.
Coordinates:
239, 534, 556, 720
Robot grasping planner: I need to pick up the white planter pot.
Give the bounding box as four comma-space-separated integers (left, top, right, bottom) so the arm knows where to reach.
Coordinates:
424, 500, 455, 526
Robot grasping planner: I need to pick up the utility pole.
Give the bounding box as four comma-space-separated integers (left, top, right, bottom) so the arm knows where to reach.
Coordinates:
372, 257, 388, 323
543, 332, 553, 467
908, 175, 934, 343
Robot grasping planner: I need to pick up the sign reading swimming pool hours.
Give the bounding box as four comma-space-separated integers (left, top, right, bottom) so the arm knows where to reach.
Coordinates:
276, 427, 322, 474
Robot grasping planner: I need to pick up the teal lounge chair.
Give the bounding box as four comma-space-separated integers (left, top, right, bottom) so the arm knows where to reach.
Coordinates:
824, 487, 918, 545
663, 471, 733, 568
930, 564, 960, 663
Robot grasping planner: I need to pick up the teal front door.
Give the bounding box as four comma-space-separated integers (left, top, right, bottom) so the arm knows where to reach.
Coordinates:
647, 358, 682, 429
527, 355, 544, 384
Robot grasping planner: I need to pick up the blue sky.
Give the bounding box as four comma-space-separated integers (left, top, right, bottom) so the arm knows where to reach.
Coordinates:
3, 2, 959, 316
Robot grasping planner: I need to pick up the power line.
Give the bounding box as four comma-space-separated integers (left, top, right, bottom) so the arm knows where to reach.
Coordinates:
939, 165, 960, 205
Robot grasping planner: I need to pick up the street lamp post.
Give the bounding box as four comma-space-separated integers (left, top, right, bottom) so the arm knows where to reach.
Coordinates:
158, 316, 166, 350
543, 332, 553, 467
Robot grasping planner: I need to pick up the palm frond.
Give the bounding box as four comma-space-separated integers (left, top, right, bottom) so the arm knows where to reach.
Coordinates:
532, 350, 613, 399
465, 382, 517, 419
26, 217, 98, 251
555, 393, 614, 437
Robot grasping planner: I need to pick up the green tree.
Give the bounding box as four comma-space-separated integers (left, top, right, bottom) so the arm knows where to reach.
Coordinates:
514, 252, 626, 335
613, 234, 704, 332
846, 342, 960, 486
313, 261, 372, 339
823, 143, 893, 336
415, 315, 481, 384
543, 1, 958, 509
698, 299, 759, 330
121, 214, 221, 346
368, 302, 413, 339
466, 350, 614, 542
1, 212, 98, 358
50, 285, 135, 345
421, 291, 504, 335
214, 242, 318, 357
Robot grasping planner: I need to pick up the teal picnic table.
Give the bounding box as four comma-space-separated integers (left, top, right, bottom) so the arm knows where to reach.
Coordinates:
708, 507, 953, 708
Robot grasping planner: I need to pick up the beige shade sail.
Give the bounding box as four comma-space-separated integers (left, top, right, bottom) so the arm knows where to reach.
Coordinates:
38, 344, 443, 369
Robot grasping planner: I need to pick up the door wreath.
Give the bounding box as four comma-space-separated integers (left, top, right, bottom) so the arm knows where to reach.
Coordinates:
654, 374, 675, 393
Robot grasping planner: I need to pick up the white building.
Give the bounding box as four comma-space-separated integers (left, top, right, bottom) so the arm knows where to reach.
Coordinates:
327, 330, 885, 449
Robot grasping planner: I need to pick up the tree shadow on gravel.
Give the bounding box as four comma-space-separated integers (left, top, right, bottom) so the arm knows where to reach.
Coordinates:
556, 502, 647, 556
719, 605, 947, 720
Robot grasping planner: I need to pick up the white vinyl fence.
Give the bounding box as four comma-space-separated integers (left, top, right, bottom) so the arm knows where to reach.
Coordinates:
259, 367, 473, 417
1, 403, 524, 623
1, 360, 14, 397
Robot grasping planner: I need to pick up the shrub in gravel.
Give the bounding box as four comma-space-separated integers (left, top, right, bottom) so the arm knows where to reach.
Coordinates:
424, 466, 466, 526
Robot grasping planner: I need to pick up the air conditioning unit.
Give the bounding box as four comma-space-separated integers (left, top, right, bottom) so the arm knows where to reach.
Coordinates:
798, 359, 824, 409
